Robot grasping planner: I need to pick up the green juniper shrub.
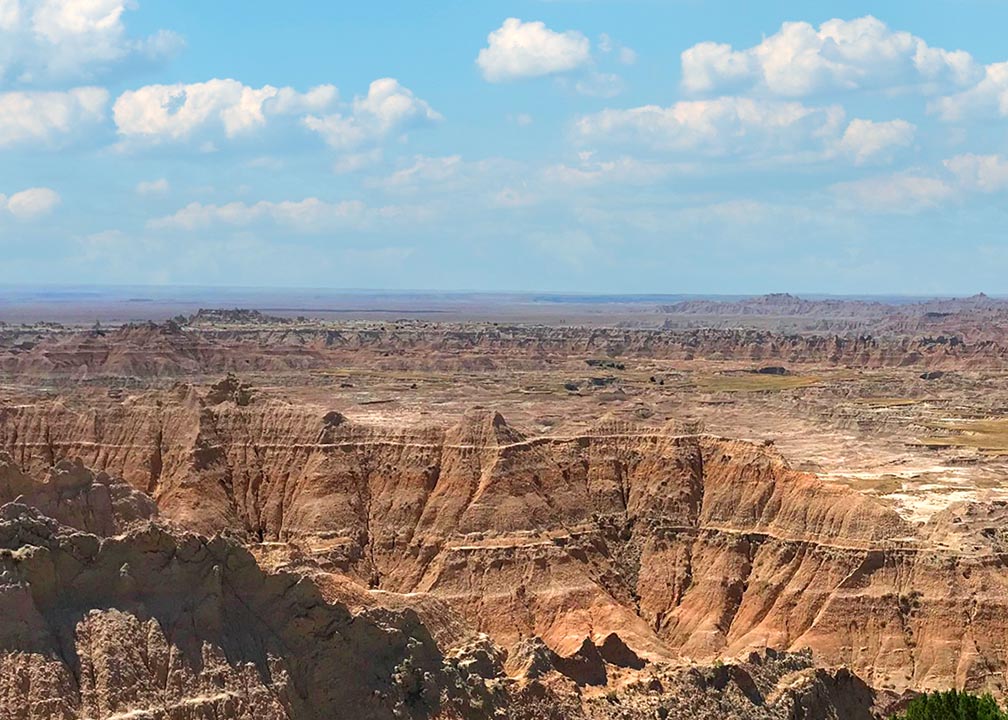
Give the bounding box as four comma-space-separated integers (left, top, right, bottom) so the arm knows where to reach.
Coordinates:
890, 690, 1007, 720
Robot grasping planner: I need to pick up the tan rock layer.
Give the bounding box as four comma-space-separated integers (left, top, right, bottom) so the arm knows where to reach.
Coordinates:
2, 392, 1006, 696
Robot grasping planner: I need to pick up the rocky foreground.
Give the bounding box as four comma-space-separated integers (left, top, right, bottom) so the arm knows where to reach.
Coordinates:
0, 453, 891, 720
1, 372, 1008, 718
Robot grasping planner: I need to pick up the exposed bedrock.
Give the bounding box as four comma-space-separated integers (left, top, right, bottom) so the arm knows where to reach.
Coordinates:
3, 322, 1007, 378
2, 388, 1007, 696
0, 506, 463, 720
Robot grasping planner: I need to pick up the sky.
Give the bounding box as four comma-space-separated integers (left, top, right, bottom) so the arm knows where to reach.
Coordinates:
2, 0, 1008, 295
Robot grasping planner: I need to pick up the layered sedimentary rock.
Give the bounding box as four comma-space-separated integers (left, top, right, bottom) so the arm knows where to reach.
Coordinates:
1, 385, 1006, 699
3, 322, 1008, 379
0, 457, 886, 720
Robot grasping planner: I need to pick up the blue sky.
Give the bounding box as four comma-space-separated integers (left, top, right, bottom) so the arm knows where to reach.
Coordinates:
2, 0, 1008, 294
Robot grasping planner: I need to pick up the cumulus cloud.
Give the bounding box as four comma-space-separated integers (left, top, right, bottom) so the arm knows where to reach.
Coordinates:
303, 78, 440, 149
830, 154, 1008, 213
0, 86, 108, 146
114, 79, 338, 142
831, 173, 954, 213
837, 118, 915, 164
477, 18, 590, 82
0, 0, 183, 84
681, 16, 980, 97
575, 97, 847, 158
1, 186, 60, 218
932, 62, 1008, 121
575, 97, 916, 165
944, 154, 1008, 193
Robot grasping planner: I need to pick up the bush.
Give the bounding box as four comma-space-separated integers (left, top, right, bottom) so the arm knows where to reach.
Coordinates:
891, 690, 1008, 720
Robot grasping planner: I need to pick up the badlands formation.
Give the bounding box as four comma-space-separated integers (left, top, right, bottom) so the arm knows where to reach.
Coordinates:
3, 294, 1008, 719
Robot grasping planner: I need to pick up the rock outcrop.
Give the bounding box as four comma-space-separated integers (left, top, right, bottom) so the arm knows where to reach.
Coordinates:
0, 503, 464, 720
0, 458, 892, 720
1, 392, 1006, 698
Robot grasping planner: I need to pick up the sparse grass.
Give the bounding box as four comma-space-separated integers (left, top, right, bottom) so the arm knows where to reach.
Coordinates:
918, 418, 1008, 454
693, 373, 820, 393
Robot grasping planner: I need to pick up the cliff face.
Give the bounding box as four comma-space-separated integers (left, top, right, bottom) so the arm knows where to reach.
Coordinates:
0, 503, 464, 720
0, 449, 890, 720
2, 389, 1006, 697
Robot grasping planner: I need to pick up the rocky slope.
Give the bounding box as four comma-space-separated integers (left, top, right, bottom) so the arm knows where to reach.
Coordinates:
1, 384, 1006, 699
0, 454, 891, 720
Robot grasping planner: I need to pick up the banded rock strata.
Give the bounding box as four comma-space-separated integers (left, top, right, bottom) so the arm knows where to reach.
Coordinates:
1, 385, 1006, 698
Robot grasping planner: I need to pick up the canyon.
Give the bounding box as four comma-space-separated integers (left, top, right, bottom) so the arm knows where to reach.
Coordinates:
3, 294, 1008, 719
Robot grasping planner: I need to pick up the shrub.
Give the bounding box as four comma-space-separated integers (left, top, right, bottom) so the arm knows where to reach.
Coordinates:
890, 690, 1007, 720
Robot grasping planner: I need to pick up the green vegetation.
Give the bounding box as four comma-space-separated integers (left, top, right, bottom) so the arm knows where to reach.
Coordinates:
919, 418, 1008, 453
586, 358, 626, 370
890, 690, 1008, 720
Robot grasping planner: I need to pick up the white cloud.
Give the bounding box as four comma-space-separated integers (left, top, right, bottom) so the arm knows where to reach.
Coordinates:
599, 33, 637, 65
932, 62, 1008, 121
477, 18, 590, 82
576, 97, 916, 166
148, 198, 369, 232
302, 78, 440, 149
574, 97, 847, 159
368, 155, 523, 201
1, 186, 60, 218
0, 0, 182, 84
682, 16, 980, 97
944, 154, 1008, 193
543, 155, 676, 186
831, 172, 954, 213
0, 86, 108, 146
376, 155, 462, 190
332, 149, 382, 174
114, 79, 338, 142
148, 197, 433, 234
837, 118, 915, 164
136, 178, 169, 195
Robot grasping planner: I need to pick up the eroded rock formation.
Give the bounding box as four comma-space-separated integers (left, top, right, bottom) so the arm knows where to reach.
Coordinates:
4, 322, 1008, 379
0, 455, 889, 720
1, 386, 1006, 700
